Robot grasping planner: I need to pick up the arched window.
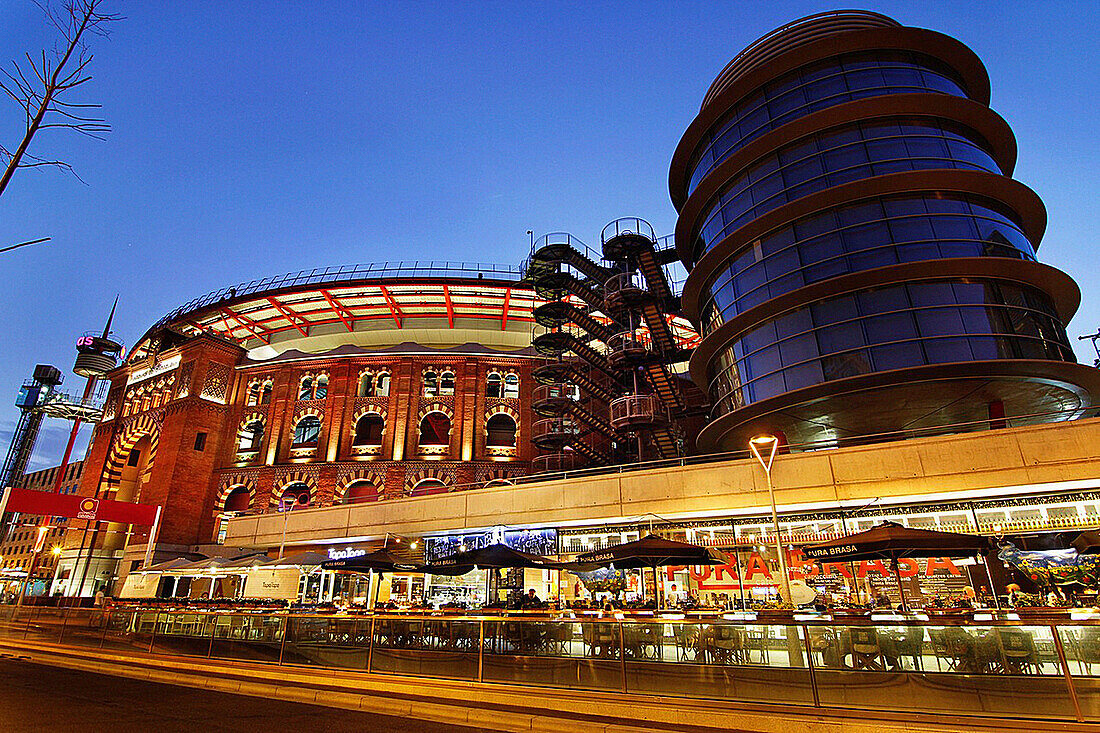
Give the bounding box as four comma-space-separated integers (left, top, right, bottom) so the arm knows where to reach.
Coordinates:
280, 482, 311, 509
314, 374, 328, 400
486, 414, 517, 447
260, 380, 272, 404
439, 371, 456, 396
237, 419, 265, 451
422, 371, 439, 397
410, 478, 448, 497
486, 372, 502, 398
298, 376, 314, 401
343, 480, 381, 505
375, 372, 390, 397
418, 412, 451, 446
246, 383, 261, 406
503, 373, 519, 398
293, 415, 322, 445
223, 487, 251, 513
358, 372, 374, 397
353, 413, 384, 446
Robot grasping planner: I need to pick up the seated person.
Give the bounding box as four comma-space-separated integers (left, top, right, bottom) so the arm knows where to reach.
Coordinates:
521, 589, 543, 609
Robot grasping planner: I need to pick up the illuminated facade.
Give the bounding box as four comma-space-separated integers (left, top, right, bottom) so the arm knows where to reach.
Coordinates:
56, 12, 1100, 602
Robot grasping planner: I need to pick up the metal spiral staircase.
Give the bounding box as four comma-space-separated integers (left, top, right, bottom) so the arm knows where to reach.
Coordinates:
523, 221, 703, 472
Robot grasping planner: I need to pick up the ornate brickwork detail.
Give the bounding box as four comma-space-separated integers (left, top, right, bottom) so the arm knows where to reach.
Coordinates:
485, 403, 520, 421
292, 405, 325, 423
417, 400, 454, 421
200, 362, 232, 404
404, 465, 455, 494
214, 475, 257, 511
270, 468, 319, 506
176, 360, 194, 398
102, 413, 161, 491
335, 468, 386, 502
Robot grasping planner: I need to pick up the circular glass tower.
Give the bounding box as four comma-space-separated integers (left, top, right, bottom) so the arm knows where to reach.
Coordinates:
670, 10, 1099, 451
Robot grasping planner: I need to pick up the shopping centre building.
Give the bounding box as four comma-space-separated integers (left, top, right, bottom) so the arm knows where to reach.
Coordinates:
54, 11, 1100, 605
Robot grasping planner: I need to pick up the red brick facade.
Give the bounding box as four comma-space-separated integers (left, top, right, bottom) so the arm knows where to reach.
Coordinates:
75, 334, 539, 554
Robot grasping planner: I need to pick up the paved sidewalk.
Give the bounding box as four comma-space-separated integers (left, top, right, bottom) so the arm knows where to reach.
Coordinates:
0, 654, 487, 732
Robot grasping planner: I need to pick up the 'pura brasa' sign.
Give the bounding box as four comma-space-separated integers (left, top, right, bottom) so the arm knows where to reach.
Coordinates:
666, 549, 963, 590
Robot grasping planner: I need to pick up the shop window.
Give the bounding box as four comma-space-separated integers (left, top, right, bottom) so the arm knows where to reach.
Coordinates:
418, 412, 451, 446
503, 373, 519, 398
486, 372, 502, 398
486, 414, 517, 447
237, 420, 265, 451
353, 413, 384, 446
293, 416, 322, 446
439, 371, 456, 396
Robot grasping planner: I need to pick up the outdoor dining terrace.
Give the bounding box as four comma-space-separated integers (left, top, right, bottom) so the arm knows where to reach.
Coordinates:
3, 604, 1100, 723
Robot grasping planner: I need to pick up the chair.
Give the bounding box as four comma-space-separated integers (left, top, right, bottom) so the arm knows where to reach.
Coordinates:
849, 628, 884, 671
584, 622, 617, 658
993, 628, 1039, 674
707, 625, 745, 665
743, 626, 771, 664
893, 626, 925, 671
674, 624, 701, 663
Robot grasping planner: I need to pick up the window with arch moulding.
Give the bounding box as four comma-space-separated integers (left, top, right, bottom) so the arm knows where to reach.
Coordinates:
293, 415, 321, 446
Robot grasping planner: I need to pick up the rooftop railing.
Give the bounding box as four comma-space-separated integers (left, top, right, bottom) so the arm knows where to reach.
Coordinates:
152, 260, 523, 330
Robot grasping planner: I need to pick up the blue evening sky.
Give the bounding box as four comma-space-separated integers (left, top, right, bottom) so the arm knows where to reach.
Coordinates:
2, 1, 1098, 469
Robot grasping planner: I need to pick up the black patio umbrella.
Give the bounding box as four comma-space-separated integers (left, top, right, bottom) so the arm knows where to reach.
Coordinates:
574, 534, 729, 608
803, 521, 990, 611
1072, 531, 1100, 555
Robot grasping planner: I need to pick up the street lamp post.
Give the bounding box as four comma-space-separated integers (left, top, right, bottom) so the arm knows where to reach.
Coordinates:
749, 435, 792, 603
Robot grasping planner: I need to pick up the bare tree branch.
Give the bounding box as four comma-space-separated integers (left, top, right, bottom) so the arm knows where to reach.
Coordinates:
0, 0, 121, 199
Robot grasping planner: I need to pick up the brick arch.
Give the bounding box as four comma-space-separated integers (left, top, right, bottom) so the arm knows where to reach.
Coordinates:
485, 403, 519, 421
103, 414, 161, 492
238, 410, 266, 428
352, 404, 388, 423
477, 466, 521, 488
405, 466, 454, 494
417, 401, 454, 421
215, 477, 257, 512
271, 471, 318, 506
292, 405, 324, 423
335, 468, 386, 502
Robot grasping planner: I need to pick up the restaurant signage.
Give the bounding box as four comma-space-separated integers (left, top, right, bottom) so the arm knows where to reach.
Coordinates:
328, 547, 367, 560
665, 549, 963, 590
243, 567, 300, 600
126, 354, 180, 386
2, 487, 158, 525
119, 572, 159, 599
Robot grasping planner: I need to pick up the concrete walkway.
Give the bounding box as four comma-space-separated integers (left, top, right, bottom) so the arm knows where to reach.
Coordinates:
0, 654, 485, 732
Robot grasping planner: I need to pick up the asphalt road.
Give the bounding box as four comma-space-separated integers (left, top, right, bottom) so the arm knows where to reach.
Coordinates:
0, 655, 489, 732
